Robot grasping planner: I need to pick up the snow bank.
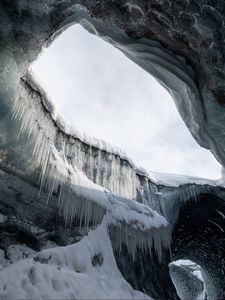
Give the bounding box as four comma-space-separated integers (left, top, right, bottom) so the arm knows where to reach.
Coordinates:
0, 224, 152, 300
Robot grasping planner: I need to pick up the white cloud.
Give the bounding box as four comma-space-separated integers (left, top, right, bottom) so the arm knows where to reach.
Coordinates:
31, 24, 221, 179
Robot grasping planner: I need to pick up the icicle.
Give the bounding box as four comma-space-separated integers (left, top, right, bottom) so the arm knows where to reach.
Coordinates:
176, 183, 200, 207
109, 221, 171, 261
59, 192, 106, 228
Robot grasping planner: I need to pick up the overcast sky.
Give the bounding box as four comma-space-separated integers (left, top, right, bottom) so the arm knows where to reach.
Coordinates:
31, 25, 221, 179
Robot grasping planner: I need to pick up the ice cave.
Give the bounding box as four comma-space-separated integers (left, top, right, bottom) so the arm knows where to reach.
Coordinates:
31, 23, 221, 178
1, 1, 225, 300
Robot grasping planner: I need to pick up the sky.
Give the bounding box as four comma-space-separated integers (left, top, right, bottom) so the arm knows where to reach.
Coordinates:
31, 24, 221, 179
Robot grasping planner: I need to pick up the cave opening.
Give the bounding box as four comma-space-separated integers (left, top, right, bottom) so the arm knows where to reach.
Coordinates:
171, 193, 225, 299
30, 24, 221, 179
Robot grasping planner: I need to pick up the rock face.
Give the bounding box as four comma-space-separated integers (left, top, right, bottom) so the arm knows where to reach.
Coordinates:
0, 1, 225, 299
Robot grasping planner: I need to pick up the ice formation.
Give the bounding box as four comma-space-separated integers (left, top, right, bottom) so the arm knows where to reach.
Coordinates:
9, 71, 173, 262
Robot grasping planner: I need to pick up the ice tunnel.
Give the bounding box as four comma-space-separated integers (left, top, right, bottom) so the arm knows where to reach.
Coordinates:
171, 193, 225, 299
1, 1, 225, 300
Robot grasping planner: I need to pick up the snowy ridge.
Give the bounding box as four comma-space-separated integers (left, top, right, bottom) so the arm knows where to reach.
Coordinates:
0, 224, 152, 299
149, 171, 222, 188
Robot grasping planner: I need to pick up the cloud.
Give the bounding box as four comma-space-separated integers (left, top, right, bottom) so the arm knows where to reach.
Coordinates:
31, 25, 221, 179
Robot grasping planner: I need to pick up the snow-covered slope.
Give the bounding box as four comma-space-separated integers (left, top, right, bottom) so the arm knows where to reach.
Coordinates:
0, 224, 151, 300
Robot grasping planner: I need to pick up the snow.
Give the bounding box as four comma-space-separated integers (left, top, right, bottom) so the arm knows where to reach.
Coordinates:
0, 224, 152, 300
172, 259, 196, 267
149, 170, 223, 187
